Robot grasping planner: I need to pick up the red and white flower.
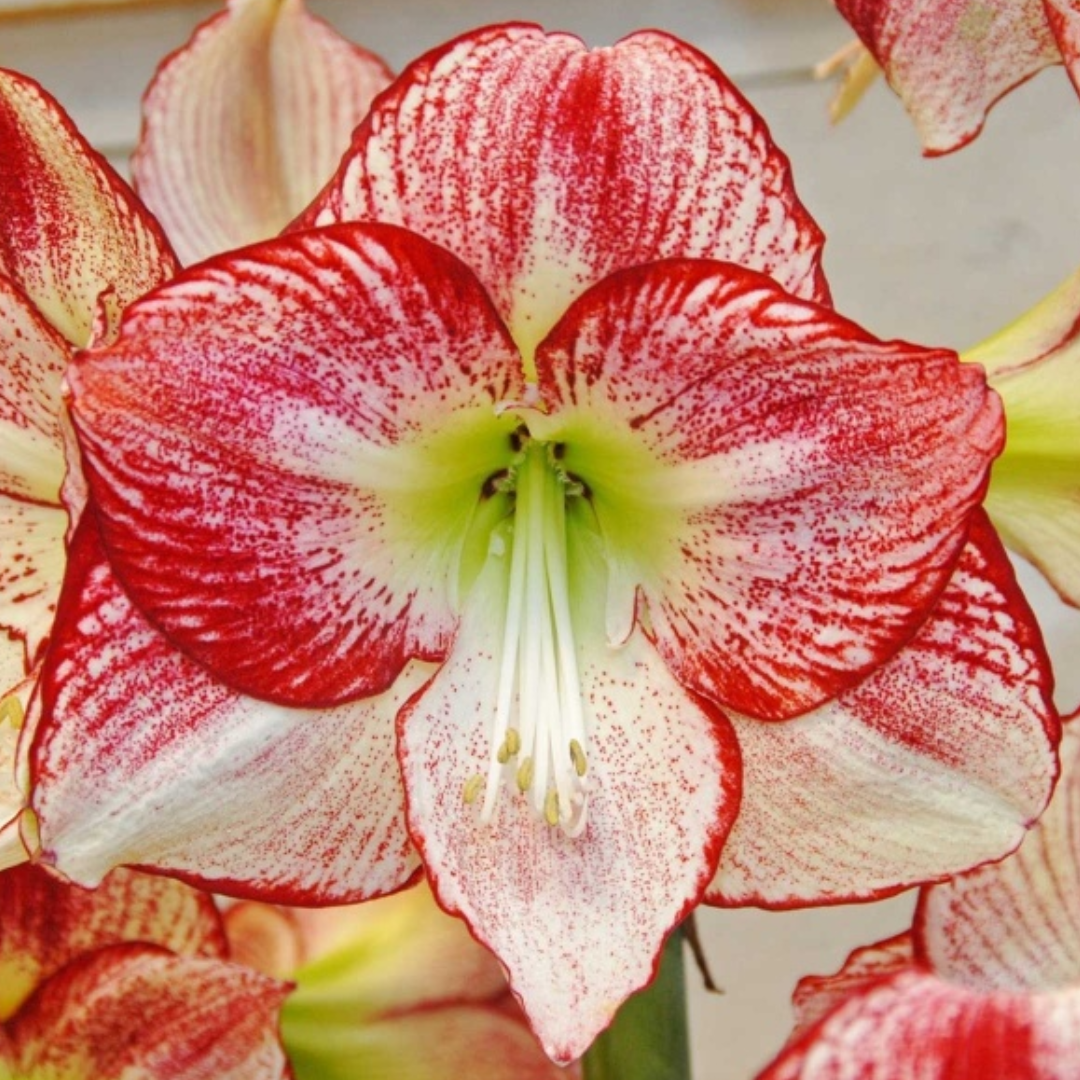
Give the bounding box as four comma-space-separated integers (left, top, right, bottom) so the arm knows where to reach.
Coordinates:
0, 863, 290, 1079
32, 25, 1058, 1061
133, 0, 392, 265
831, 0, 1080, 154
757, 716, 1080, 1080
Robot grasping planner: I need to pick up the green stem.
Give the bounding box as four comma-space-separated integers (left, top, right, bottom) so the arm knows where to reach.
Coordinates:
581, 928, 691, 1080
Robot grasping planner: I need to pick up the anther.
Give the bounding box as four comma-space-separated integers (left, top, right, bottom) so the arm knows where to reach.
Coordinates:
516, 756, 535, 792
569, 739, 588, 778
481, 469, 509, 499
509, 425, 528, 452
462, 774, 484, 805
544, 789, 560, 827
504, 728, 521, 756
0, 695, 23, 729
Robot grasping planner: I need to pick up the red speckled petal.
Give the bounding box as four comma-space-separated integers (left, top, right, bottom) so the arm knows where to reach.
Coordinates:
758, 967, 1080, 1080
916, 721, 1080, 991
67, 223, 522, 706
397, 536, 739, 1063
0, 69, 177, 346
707, 513, 1057, 906
1047, 1, 1080, 96
8, 944, 291, 1080
535, 259, 1002, 720
790, 933, 916, 1040
0, 862, 226, 1022
133, 0, 392, 265
834, 0, 1063, 154
31, 512, 421, 904
301, 23, 828, 361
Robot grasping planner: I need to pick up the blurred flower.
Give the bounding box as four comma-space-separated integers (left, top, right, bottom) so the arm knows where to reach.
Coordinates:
36, 23, 1059, 1062
133, 0, 392, 265
827, 0, 1080, 154
963, 265, 1080, 606
227, 883, 577, 1080
0, 862, 289, 1079
756, 716, 1080, 1079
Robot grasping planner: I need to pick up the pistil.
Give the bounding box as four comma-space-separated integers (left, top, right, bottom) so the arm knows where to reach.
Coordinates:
467, 435, 591, 835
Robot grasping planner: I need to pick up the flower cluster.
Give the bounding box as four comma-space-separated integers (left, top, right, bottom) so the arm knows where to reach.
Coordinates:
0, 0, 1076, 1075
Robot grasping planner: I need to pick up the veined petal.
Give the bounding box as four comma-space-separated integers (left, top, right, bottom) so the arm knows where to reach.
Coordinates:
0, 862, 226, 1021
833, 0, 1063, 154
31, 512, 421, 902
0, 274, 68, 503
284, 1003, 575, 1080
535, 259, 1002, 720
300, 23, 828, 364
8, 944, 291, 1080
0, 680, 28, 871
1046, 0, 1080, 96
67, 223, 522, 706
915, 722, 1080, 992
965, 266, 1080, 605
398, 528, 739, 1063
133, 0, 392, 265
757, 967, 1080, 1080
0, 69, 177, 346
707, 512, 1057, 906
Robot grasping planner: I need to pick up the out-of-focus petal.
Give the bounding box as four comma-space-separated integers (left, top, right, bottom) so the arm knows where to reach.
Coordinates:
708, 512, 1058, 906
757, 966, 1080, 1080
916, 722, 1080, 991
8, 943, 291, 1080
0, 68, 176, 346
964, 266, 1080, 605
535, 258, 1002, 720
398, 533, 739, 1063
67, 224, 522, 706
283, 1003, 575, 1080
1046, 0, 1080, 96
0, 862, 226, 1021
31, 512, 421, 903
300, 23, 829, 363
133, 0, 392, 265
833, 0, 1064, 154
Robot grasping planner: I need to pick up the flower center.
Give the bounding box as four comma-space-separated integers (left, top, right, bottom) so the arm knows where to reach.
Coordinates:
464, 430, 592, 836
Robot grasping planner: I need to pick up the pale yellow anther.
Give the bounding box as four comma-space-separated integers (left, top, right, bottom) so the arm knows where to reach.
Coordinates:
569, 738, 587, 777
0, 695, 24, 730
544, 789, 560, 827
462, 774, 484, 805
497, 740, 512, 765
516, 756, 534, 793
504, 728, 521, 756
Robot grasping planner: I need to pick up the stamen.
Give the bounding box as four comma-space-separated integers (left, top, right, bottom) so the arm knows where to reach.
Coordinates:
476, 440, 593, 836
462, 774, 485, 804
0, 694, 23, 729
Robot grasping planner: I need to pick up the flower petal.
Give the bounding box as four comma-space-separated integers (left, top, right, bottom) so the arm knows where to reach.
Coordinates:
833, 0, 1064, 154
964, 266, 1080, 606
67, 223, 522, 706
915, 721, 1080, 992
0, 862, 226, 1021
535, 258, 1002, 720
283, 1003, 575, 1080
8, 944, 290, 1080
0, 69, 176, 346
758, 967, 1080, 1080
300, 23, 829, 361
133, 0, 392, 265
397, 532, 740, 1063
31, 511, 421, 902
707, 511, 1057, 906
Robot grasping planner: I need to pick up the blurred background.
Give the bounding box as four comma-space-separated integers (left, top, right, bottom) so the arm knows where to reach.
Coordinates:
2, 0, 1079, 1075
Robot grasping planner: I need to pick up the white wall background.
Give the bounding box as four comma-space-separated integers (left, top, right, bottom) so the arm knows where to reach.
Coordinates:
3, 2, 1079, 1076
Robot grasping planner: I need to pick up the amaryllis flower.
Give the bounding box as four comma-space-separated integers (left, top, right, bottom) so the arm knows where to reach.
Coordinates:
831, 0, 1080, 154
34, 25, 1058, 1061
133, 0, 392, 265
0, 67, 177, 865
963, 265, 1080, 606
756, 715, 1080, 1080
0, 862, 290, 1078
227, 883, 577, 1080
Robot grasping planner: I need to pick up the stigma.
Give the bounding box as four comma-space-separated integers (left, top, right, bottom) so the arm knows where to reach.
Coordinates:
463, 431, 592, 837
